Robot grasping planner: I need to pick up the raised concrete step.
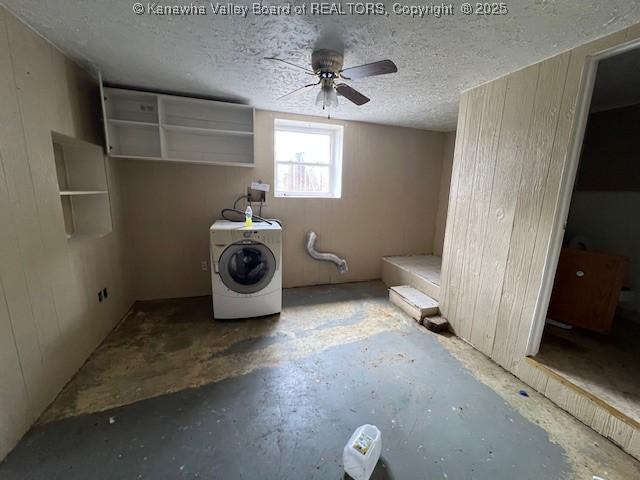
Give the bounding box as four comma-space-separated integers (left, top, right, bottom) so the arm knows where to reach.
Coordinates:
381, 255, 441, 301
389, 285, 439, 322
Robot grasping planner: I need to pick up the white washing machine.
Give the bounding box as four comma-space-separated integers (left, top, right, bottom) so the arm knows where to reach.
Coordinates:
209, 219, 282, 319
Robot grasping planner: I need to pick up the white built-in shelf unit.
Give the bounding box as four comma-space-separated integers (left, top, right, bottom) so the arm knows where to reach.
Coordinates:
100, 85, 255, 167
52, 132, 112, 239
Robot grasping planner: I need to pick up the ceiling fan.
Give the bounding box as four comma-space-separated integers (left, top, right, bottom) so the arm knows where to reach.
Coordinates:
265, 49, 397, 109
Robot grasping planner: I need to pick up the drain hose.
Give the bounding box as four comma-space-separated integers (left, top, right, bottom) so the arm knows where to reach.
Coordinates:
306, 231, 348, 274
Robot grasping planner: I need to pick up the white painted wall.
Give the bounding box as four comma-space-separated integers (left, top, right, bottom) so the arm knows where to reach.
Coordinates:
0, 7, 132, 460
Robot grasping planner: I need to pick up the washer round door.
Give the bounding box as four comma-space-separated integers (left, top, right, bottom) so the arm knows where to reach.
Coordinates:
218, 241, 277, 294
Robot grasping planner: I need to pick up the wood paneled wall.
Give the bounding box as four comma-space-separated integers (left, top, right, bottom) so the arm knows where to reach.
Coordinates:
441, 24, 640, 458
441, 23, 640, 371
0, 7, 132, 459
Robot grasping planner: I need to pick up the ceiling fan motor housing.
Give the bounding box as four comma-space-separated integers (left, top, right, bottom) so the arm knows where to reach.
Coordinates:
312, 49, 344, 75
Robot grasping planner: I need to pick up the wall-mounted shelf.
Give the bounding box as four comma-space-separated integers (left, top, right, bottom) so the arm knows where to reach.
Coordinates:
100, 84, 255, 167
52, 132, 112, 239
161, 124, 254, 136
60, 190, 109, 196
107, 119, 159, 128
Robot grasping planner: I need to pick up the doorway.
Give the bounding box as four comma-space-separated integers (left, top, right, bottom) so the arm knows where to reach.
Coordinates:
531, 44, 640, 424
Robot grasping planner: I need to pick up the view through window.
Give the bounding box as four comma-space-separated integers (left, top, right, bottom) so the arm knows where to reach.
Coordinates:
274, 119, 343, 198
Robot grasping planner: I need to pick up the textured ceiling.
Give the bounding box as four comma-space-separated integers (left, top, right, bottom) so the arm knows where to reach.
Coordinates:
3, 1, 640, 130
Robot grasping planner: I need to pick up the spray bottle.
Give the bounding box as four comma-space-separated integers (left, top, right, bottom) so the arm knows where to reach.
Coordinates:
244, 205, 253, 227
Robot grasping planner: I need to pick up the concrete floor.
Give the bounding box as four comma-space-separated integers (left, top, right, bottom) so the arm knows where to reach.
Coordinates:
1, 281, 638, 479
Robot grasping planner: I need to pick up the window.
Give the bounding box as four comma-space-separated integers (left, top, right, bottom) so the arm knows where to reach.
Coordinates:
274, 119, 343, 198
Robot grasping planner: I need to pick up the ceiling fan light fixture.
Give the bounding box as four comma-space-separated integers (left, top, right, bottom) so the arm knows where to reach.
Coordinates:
315, 84, 338, 110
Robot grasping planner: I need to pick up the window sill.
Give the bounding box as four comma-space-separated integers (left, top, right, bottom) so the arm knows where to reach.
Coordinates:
275, 193, 341, 199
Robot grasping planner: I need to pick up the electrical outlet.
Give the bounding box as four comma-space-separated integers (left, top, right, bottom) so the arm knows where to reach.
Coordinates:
201, 261, 208, 272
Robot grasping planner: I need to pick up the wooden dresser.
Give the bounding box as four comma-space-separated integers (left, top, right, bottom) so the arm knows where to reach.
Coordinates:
547, 248, 627, 334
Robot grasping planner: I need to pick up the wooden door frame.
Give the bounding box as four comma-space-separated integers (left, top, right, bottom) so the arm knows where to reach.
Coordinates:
525, 37, 640, 357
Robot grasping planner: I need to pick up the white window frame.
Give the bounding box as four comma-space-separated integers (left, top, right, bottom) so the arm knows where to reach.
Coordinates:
274, 118, 343, 198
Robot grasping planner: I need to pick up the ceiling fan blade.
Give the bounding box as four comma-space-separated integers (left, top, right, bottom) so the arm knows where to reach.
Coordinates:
335, 83, 370, 106
340, 59, 397, 80
276, 82, 319, 101
264, 57, 315, 75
